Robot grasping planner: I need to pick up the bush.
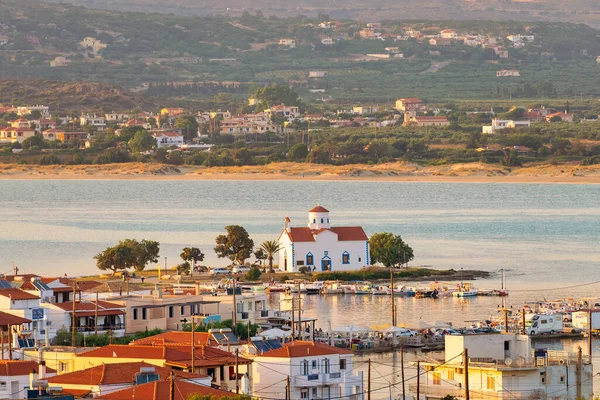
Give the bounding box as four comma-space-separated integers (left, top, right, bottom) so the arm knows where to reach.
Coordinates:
298, 266, 310, 274
38, 154, 62, 165
245, 266, 262, 281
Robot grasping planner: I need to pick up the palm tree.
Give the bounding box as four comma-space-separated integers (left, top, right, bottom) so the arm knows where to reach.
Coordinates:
261, 240, 282, 274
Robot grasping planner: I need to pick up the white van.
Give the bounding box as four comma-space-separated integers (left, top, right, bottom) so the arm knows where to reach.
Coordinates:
527, 314, 563, 335
210, 268, 230, 276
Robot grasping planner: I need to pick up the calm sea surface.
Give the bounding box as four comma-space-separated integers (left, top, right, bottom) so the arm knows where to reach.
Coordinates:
1, 179, 600, 397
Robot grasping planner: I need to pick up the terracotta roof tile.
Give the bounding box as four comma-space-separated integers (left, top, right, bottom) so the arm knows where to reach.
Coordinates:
287, 227, 315, 242
0, 311, 31, 326
308, 205, 329, 213
257, 341, 353, 358
0, 360, 56, 376
329, 227, 369, 241
0, 288, 40, 300
46, 362, 206, 386
96, 379, 234, 400
131, 331, 213, 346
53, 300, 125, 314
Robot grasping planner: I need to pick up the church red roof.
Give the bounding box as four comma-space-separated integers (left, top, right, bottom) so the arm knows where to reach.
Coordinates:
308, 205, 329, 213
287, 227, 368, 242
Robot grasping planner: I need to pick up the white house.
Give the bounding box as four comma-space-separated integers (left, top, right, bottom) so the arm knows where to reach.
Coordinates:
80, 114, 106, 130
152, 131, 184, 148
496, 69, 520, 77
251, 341, 363, 400
277, 206, 369, 272
0, 360, 55, 399
412, 333, 592, 400
482, 119, 531, 134
321, 38, 334, 46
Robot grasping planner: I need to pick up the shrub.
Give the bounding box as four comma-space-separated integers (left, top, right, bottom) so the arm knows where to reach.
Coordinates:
245, 266, 262, 281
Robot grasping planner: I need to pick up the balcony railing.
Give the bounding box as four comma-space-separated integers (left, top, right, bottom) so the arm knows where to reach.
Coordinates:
307, 374, 320, 381
76, 324, 124, 333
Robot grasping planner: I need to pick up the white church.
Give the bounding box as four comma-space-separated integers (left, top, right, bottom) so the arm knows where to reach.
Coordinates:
277, 205, 370, 272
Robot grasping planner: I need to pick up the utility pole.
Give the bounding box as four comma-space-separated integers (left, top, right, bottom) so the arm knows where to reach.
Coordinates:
191, 315, 195, 373
464, 349, 470, 400
390, 268, 395, 326
71, 280, 76, 346
401, 347, 405, 400
367, 358, 371, 400
297, 282, 302, 339
416, 361, 420, 400
286, 375, 290, 400
522, 307, 526, 334
235, 348, 240, 394
291, 297, 295, 339
94, 290, 99, 335
503, 308, 509, 333
232, 278, 237, 334
588, 310, 593, 358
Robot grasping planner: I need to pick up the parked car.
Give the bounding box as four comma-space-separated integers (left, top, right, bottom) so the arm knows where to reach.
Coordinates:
210, 268, 230, 276
232, 266, 251, 274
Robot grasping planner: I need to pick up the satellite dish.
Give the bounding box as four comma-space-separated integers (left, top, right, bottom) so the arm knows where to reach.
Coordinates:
505, 358, 513, 366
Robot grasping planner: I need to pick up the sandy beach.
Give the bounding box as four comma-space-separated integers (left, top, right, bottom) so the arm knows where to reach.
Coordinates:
1, 161, 600, 183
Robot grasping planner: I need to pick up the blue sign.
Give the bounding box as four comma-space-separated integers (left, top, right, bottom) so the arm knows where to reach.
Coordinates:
203, 315, 221, 323
31, 308, 44, 321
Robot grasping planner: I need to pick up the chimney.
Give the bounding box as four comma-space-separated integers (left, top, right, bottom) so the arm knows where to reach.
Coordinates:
39, 360, 46, 379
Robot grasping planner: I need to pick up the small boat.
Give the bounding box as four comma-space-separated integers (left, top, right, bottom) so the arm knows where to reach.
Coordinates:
305, 281, 324, 295
371, 285, 389, 295
352, 281, 372, 295
454, 283, 478, 297
321, 281, 344, 294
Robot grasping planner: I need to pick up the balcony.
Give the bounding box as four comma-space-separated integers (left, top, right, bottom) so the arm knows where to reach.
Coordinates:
294, 372, 362, 387
76, 324, 125, 333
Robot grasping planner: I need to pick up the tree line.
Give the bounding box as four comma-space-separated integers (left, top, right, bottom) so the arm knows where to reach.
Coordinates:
94, 226, 414, 275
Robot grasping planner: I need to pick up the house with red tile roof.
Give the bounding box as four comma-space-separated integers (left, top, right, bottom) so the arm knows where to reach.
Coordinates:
96, 377, 236, 400
46, 361, 211, 397
277, 206, 369, 273
0, 360, 56, 398
252, 341, 362, 400
74, 344, 252, 391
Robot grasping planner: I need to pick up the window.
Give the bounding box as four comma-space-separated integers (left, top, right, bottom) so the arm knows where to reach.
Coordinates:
312, 360, 318, 369
312, 388, 318, 396
180, 306, 185, 316
321, 218, 324, 223
448, 370, 454, 380
142, 308, 147, 320
59, 362, 67, 373
358, 257, 362, 262
313, 219, 316, 223
323, 359, 330, 373
342, 252, 350, 264
297, 261, 305, 266
504, 341, 510, 351
433, 372, 441, 385
301, 390, 308, 399
190, 305, 194, 315
301, 360, 309, 375
306, 253, 314, 265
133, 308, 139, 320
0, 381, 7, 391
169, 306, 174, 318
340, 359, 347, 370
487, 376, 496, 390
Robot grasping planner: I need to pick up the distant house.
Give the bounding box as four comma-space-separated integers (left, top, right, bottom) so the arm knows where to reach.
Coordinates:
265, 104, 300, 119
352, 106, 378, 115
429, 38, 453, 46
160, 107, 185, 117
507, 34, 535, 43
80, 114, 106, 130
496, 69, 520, 77
545, 112, 574, 123
0, 128, 35, 143
279, 38, 296, 48
80, 37, 107, 54
482, 119, 531, 134
321, 38, 334, 46
105, 112, 130, 122
50, 56, 71, 67
152, 132, 184, 148
42, 128, 62, 141
0, 35, 9, 45
309, 71, 328, 78
58, 131, 89, 143
359, 28, 377, 39
405, 115, 449, 127
440, 29, 458, 39
17, 105, 50, 118
395, 97, 422, 112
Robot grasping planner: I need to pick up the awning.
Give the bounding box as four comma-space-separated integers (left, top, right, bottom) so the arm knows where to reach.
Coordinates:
74, 310, 125, 317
